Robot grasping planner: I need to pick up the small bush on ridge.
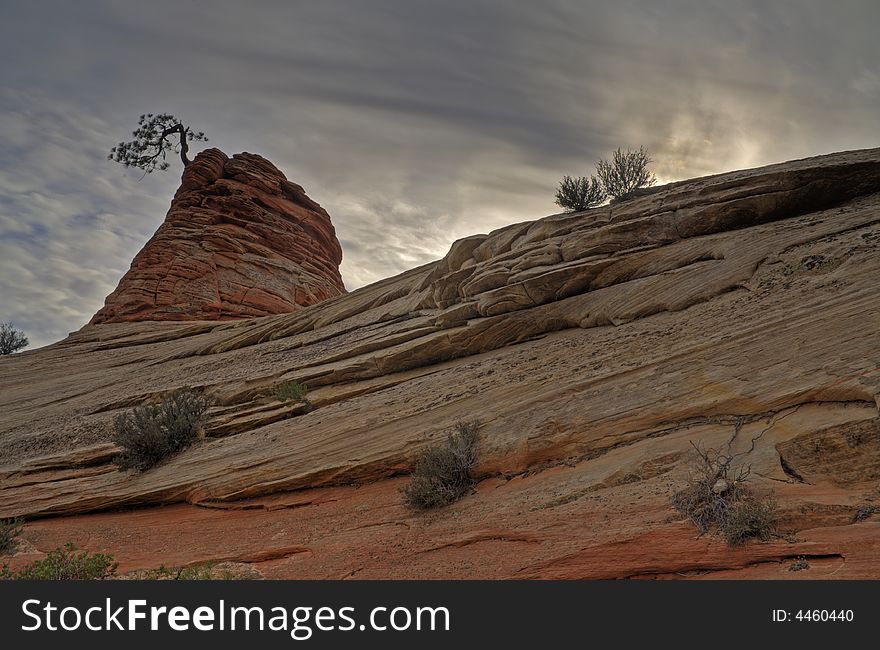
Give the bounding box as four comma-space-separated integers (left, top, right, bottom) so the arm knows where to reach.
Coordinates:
555, 146, 657, 212
595, 146, 657, 200
555, 175, 606, 211
402, 420, 479, 510
113, 388, 210, 471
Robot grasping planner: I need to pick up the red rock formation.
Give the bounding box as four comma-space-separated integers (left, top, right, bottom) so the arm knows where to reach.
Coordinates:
4, 148, 880, 579
90, 149, 345, 324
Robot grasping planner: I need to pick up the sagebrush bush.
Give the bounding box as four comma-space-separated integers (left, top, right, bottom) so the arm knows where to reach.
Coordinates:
555, 175, 606, 212
672, 442, 776, 546
0, 518, 23, 554
273, 380, 308, 403
555, 146, 656, 211
1, 543, 116, 580
402, 420, 479, 510
596, 146, 656, 199
112, 388, 210, 471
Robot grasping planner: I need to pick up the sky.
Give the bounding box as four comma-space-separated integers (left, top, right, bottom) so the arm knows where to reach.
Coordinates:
1, 1, 878, 348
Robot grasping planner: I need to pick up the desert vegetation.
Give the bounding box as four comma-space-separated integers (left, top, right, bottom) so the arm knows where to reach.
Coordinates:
112, 388, 210, 471
596, 146, 657, 199
672, 442, 777, 546
273, 380, 309, 403
109, 113, 207, 173
1, 543, 117, 580
0, 322, 28, 355
722, 495, 777, 545
402, 420, 479, 510
555, 175, 606, 211
137, 562, 236, 580
0, 518, 23, 554
555, 146, 656, 211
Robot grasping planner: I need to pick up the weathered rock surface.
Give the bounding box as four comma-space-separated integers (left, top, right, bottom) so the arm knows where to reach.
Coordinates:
2, 148, 880, 578
90, 148, 345, 323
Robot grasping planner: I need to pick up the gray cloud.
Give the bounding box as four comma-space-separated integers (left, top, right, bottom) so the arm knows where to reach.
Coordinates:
1, 0, 878, 348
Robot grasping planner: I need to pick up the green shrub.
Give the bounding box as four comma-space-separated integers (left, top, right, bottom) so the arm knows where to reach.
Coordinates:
672, 442, 776, 546
1, 543, 116, 580
112, 388, 210, 471
273, 381, 308, 403
402, 420, 479, 510
0, 518, 23, 554
555, 175, 606, 212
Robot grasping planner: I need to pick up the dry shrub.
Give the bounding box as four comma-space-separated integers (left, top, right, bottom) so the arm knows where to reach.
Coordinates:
672, 442, 776, 545
402, 421, 479, 510
723, 496, 777, 546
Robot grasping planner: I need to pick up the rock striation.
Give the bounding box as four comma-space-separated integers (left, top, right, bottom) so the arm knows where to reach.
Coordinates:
2, 148, 880, 578
90, 149, 345, 324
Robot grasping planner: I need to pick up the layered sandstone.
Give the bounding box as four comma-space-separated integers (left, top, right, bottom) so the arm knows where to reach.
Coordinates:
90, 149, 345, 323
2, 148, 880, 578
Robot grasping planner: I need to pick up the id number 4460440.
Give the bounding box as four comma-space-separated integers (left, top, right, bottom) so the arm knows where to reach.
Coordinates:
772, 609, 854, 622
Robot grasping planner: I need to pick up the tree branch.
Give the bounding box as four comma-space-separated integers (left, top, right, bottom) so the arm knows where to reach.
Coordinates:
155, 123, 191, 167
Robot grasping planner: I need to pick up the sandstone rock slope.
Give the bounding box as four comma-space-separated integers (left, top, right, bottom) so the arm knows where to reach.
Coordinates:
2, 148, 879, 579
90, 149, 345, 323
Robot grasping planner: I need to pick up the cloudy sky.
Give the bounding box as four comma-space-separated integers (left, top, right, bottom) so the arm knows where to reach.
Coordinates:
1, 1, 878, 348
